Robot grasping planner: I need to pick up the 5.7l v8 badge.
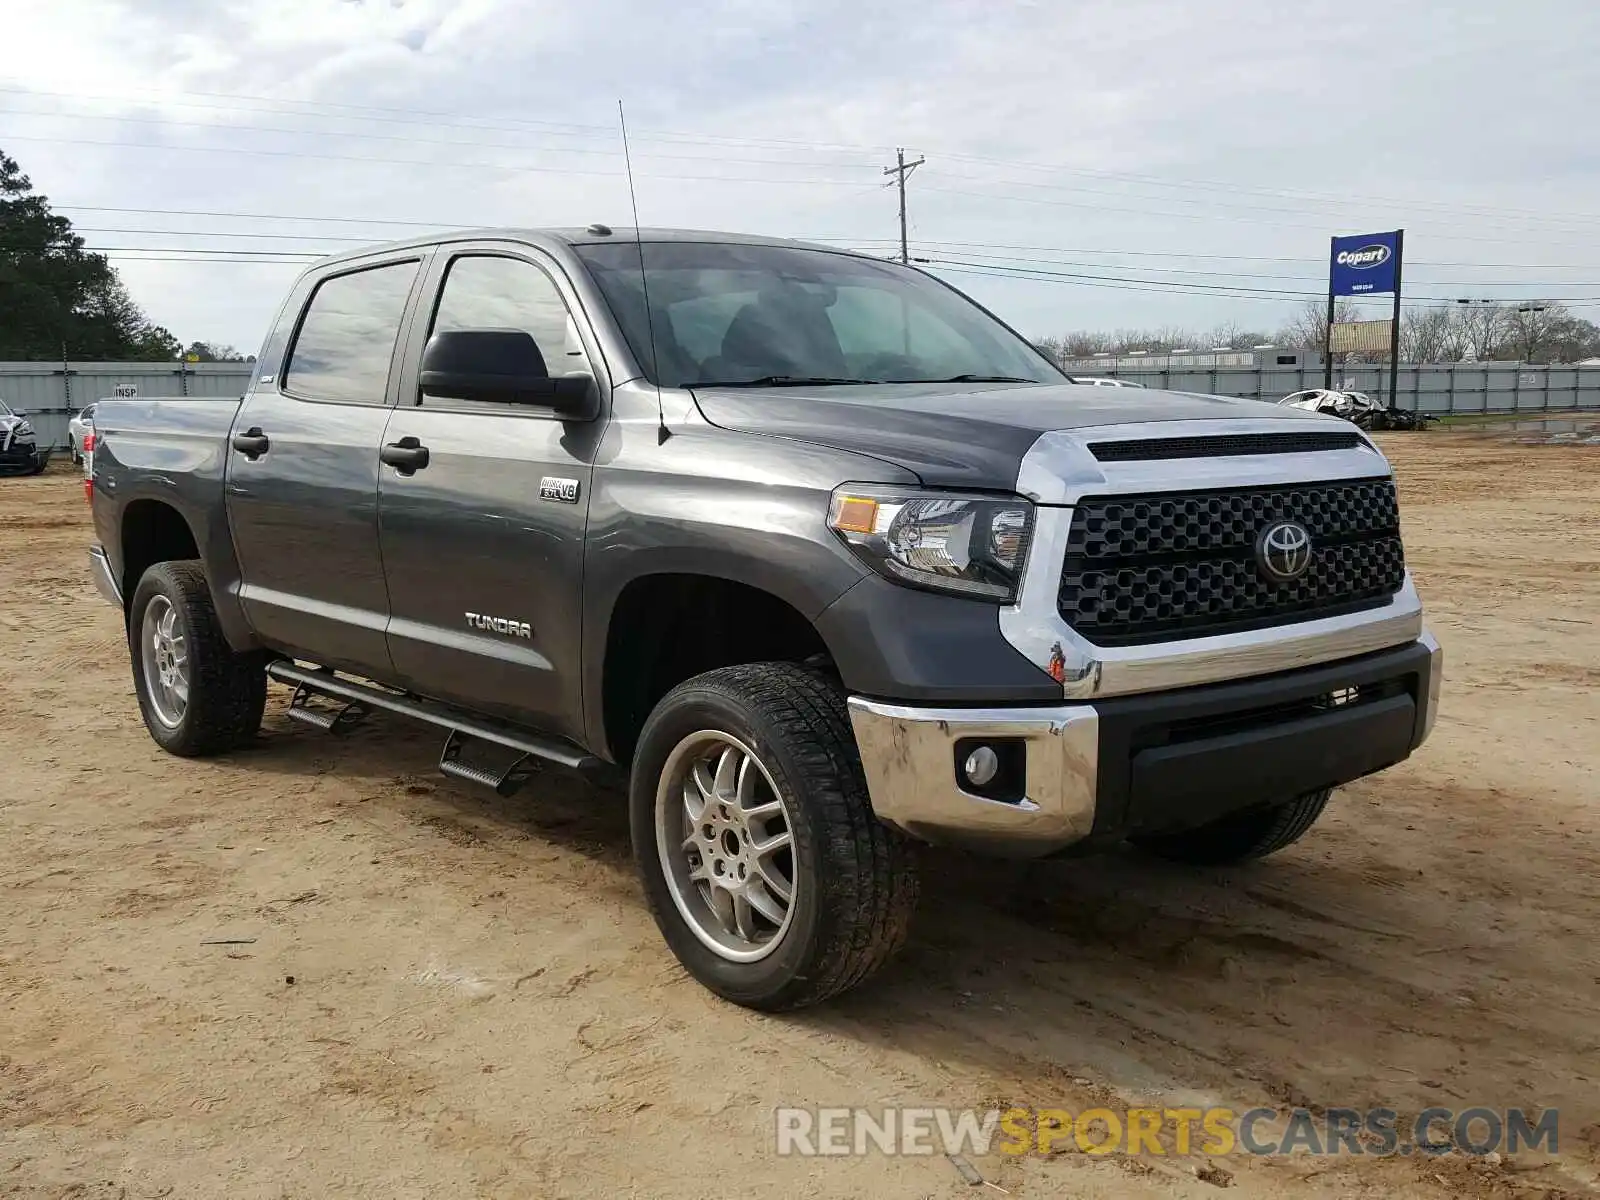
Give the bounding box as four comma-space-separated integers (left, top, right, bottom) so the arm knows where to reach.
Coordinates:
539, 476, 580, 503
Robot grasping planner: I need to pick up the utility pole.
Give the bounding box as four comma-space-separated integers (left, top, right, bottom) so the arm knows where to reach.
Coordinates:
883, 148, 925, 264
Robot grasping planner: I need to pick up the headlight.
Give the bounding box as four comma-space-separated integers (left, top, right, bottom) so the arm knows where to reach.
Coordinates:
827, 485, 1034, 602
16, 421, 32, 437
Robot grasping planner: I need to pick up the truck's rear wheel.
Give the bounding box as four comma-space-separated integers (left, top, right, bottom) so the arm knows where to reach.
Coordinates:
630, 663, 918, 1010
129, 560, 266, 757
1132, 788, 1332, 865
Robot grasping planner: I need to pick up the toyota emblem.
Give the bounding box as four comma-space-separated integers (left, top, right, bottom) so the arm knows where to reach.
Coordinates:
1255, 520, 1313, 582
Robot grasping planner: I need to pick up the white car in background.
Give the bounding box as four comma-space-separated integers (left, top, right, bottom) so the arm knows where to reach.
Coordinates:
68, 403, 98, 464
1067, 376, 1145, 388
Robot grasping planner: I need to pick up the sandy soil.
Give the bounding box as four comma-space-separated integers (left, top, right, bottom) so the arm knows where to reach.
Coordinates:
2, 436, 1597, 1199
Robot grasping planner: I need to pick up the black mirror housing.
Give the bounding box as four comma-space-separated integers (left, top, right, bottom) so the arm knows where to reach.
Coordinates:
419, 329, 595, 417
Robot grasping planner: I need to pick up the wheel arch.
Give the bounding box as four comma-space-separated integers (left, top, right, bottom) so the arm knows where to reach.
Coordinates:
595, 570, 838, 767
119, 498, 202, 617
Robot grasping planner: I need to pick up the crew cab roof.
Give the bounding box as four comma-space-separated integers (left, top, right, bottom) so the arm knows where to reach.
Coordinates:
308, 227, 851, 272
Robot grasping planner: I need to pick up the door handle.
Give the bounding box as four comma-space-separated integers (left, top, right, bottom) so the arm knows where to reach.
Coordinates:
380, 436, 430, 474
231, 427, 270, 459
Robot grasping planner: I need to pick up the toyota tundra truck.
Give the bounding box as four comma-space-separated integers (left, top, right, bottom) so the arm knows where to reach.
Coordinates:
86, 228, 1442, 1009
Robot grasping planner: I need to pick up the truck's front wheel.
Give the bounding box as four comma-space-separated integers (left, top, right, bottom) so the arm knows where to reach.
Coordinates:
129, 561, 266, 757
630, 663, 918, 1010
1132, 788, 1332, 865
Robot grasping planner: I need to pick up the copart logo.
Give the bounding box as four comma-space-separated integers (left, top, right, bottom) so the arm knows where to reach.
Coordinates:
1335, 245, 1392, 270
466, 611, 532, 638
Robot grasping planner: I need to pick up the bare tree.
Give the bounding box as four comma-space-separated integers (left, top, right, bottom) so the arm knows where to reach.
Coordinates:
1540, 313, 1600, 363
1452, 302, 1512, 361
1400, 308, 1457, 362
1202, 321, 1269, 350
1062, 331, 1113, 357
1503, 303, 1573, 362
1278, 298, 1360, 350
1032, 336, 1066, 366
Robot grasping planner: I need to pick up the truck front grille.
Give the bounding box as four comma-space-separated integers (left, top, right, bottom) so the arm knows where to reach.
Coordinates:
1057, 478, 1406, 645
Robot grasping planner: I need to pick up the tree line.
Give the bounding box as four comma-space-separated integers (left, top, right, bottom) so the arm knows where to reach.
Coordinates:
0, 147, 250, 363
1035, 298, 1600, 366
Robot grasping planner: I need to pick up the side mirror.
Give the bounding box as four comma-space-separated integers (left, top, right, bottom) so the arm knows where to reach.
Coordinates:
419, 329, 594, 417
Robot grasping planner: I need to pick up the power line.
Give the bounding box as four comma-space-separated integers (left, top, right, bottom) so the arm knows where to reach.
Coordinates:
925, 260, 1600, 309
920, 164, 1600, 235
0, 132, 874, 187
99, 254, 311, 265
69, 236, 1600, 301
919, 248, 1600, 289
73, 226, 376, 243
54, 203, 454, 228
84, 245, 323, 257
930, 149, 1600, 228
11, 82, 1595, 230
915, 185, 1600, 250
0, 105, 876, 170
53, 211, 1600, 272
0, 83, 893, 155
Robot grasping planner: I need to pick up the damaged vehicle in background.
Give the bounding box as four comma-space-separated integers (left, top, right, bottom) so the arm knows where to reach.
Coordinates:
1278, 389, 1436, 431
0, 397, 49, 476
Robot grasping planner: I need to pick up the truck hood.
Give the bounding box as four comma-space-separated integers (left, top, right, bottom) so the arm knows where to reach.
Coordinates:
691, 381, 1318, 490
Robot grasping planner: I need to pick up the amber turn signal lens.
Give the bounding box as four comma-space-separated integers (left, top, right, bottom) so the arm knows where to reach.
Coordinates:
830, 495, 879, 535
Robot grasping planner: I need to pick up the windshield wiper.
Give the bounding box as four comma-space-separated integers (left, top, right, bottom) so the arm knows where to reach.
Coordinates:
689, 375, 879, 387
885, 374, 1039, 384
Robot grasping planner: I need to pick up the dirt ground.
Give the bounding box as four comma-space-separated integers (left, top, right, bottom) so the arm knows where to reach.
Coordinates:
2, 435, 1597, 1199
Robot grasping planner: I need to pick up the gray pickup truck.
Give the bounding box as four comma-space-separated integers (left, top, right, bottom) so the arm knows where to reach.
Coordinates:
87, 228, 1442, 1009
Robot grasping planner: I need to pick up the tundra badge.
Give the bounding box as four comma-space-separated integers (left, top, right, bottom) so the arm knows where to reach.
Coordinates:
466, 612, 532, 638
539, 476, 580, 503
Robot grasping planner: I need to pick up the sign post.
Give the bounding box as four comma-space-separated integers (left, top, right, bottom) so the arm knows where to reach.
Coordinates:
1326, 229, 1404, 403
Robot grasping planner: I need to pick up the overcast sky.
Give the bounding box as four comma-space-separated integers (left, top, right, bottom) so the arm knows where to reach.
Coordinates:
4, 0, 1598, 351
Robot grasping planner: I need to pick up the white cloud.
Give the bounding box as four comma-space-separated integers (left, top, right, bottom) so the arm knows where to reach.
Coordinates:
4, 0, 1599, 347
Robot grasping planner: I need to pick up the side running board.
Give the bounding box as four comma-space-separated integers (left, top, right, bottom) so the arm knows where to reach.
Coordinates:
265, 661, 602, 796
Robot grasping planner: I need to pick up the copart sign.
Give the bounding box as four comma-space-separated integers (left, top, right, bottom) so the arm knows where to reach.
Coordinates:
1330, 230, 1401, 296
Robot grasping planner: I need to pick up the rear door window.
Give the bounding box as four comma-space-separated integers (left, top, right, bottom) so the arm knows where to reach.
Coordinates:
284, 260, 420, 403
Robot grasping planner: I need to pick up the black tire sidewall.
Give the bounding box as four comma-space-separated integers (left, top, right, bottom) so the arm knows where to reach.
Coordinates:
629, 684, 828, 1007
129, 566, 196, 753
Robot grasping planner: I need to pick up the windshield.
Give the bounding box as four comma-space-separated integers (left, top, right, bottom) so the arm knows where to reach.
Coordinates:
574, 241, 1063, 388
0, 399, 12, 417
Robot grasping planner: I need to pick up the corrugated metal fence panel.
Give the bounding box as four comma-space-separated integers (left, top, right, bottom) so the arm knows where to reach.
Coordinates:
1062, 362, 1600, 415
0, 362, 254, 449
5, 358, 1599, 450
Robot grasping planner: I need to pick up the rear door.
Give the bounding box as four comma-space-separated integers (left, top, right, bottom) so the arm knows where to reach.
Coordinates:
376, 246, 607, 740
225, 253, 427, 676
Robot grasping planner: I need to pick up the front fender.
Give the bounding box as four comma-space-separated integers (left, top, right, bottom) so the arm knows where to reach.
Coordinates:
578, 414, 911, 754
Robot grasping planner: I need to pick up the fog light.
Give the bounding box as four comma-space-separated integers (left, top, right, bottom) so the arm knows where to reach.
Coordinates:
963, 745, 1000, 787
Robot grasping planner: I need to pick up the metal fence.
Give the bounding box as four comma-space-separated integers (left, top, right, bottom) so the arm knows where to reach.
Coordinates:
0, 361, 254, 451
1065, 361, 1600, 414
6, 358, 1598, 452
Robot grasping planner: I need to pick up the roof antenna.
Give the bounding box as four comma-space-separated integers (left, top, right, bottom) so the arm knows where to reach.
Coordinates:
618, 100, 669, 444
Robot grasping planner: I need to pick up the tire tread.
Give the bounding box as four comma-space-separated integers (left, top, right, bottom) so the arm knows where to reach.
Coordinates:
131, 560, 265, 757
1134, 788, 1332, 865
634, 662, 918, 1010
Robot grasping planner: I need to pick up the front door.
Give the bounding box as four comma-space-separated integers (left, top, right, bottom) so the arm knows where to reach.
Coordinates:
377, 249, 606, 741
225, 255, 424, 677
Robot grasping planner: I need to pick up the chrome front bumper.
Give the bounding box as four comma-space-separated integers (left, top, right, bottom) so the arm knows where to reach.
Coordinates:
847, 697, 1101, 856
848, 630, 1444, 858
